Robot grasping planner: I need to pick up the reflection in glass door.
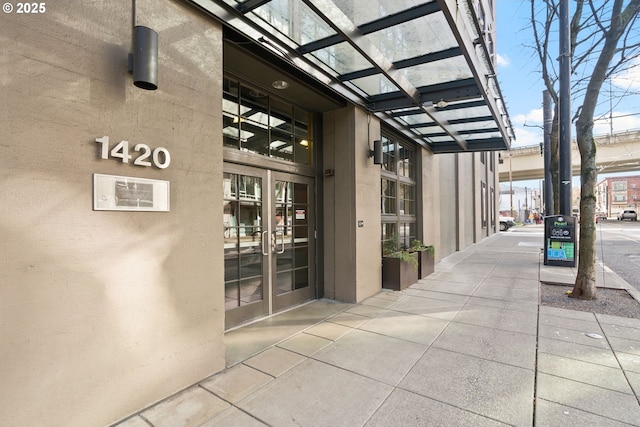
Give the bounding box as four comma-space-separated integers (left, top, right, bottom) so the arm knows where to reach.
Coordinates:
273, 176, 314, 312
223, 170, 267, 328
223, 165, 315, 329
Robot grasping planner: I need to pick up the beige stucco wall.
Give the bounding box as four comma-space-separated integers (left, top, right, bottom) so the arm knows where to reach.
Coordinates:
323, 106, 381, 302
420, 148, 442, 262
458, 153, 475, 247
0, 1, 225, 426
438, 153, 458, 257
435, 150, 500, 258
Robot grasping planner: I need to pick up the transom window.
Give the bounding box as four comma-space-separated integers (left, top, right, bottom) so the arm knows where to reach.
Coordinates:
223, 76, 314, 165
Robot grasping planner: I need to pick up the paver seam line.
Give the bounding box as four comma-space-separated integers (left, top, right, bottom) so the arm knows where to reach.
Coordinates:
536, 369, 635, 396
363, 306, 468, 425
401, 286, 479, 299
308, 314, 440, 348
370, 386, 515, 427
466, 295, 540, 312
540, 314, 639, 351
226, 303, 357, 368
536, 373, 640, 424
110, 415, 153, 427
133, 304, 358, 424
137, 413, 154, 427
352, 299, 537, 348
427, 343, 537, 373
443, 317, 539, 336
538, 320, 607, 336
536, 333, 619, 352
422, 261, 541, 372
196, 382, 273, 426
271, 326, 346, 357
466, 292, 540, 305
538, 309, 600, 322
593, 315, 640, 405
535, 398, 640, 427
375, 305, 468, 321
612, 348, 640, 360
240, 354, 400, 427
108, 382, 225, 427
533, 251, 542, 427
302, 327, 352, 342
360, 389, 395, 427
536, 346, 619, 370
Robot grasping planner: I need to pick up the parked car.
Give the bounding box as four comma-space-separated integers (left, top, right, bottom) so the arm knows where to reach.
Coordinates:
595, 212, 607, 223
617, 209, 638, 221
499, 215, 515, 231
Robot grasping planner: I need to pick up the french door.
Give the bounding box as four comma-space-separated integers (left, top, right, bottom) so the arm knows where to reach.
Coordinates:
223, 163, 315, 329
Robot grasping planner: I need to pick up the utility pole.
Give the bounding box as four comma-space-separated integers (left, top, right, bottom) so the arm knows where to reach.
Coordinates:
558, 0, 572, 215
509, 154, 514, 218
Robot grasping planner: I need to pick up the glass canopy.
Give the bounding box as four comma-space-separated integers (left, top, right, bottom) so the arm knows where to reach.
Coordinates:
190, 0, 514, 153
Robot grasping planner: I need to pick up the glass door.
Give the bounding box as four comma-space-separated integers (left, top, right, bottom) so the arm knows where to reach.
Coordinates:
223, 164, 315, 329
223, 166, 268, 328
272, 172, 315, 312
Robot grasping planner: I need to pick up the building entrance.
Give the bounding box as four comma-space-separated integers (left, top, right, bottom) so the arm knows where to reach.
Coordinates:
223, 163, 315, 329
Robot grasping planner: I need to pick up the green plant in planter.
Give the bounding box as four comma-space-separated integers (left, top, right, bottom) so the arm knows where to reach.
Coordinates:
408, 239, 435, 279
382, 234, 418, 270
409, 239, 434, 255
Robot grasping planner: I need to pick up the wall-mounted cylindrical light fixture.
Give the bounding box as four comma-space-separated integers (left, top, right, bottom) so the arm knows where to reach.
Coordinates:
131, 25, 158, 90
369, 139, 383, 165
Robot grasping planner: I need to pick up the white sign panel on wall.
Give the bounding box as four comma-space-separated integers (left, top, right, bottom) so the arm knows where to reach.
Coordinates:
93, 174, 170, 211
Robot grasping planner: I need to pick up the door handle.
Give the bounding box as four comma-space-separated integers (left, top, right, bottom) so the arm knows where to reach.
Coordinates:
261, 230, 269, 256
275, 230, 285, 254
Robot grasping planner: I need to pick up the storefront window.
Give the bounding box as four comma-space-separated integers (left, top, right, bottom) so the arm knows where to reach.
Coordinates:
381, 132, 417, 253
381, 136, 395, 173
381, 179, 396, 214
222, 76, 314, 166
397, 143, 414, 178
400, 183, 415, 215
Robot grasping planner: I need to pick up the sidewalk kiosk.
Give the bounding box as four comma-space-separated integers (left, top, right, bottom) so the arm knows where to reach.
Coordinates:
544, 215, 576, 267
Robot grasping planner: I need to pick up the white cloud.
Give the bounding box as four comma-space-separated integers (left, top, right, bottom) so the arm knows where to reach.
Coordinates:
612, 58, 640, 90
511, 125, 542, 147
496, 53, 511, 68
512, 108, 544, 126
593, 112, 640, 135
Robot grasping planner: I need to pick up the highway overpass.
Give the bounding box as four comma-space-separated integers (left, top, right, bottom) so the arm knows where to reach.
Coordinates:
499, 129, 640, 182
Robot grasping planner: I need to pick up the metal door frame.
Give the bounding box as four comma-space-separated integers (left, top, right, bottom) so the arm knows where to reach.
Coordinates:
223, 162, 316, 329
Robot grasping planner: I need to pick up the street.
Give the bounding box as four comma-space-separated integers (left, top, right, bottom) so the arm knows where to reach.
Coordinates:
595, 219, 640, 292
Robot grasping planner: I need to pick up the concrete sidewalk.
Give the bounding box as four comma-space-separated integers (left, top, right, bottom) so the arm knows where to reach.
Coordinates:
114, 226, 640, 427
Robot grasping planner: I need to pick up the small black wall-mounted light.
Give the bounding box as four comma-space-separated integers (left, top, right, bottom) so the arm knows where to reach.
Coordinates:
369, 139, 383, 165
128, 25, 158, 90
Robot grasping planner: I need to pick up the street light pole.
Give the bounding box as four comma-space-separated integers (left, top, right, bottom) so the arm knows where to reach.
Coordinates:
543, 90, 554, 216
558, 0, 572, 216
509, 153, 514, 218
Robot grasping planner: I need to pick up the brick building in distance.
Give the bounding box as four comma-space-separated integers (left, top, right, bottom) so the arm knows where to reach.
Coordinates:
596, 175, 640, 217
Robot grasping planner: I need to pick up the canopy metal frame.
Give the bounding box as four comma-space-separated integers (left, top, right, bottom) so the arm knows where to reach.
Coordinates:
189, 0, 515, 153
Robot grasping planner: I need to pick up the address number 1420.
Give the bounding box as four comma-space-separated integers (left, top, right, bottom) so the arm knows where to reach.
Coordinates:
95, 136, 171, 169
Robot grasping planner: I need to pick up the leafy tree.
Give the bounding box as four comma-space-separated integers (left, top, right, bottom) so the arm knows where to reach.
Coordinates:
529, 0, 640, 299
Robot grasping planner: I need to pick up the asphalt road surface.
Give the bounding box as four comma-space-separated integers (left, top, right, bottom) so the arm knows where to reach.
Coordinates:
595, 219, 640, 292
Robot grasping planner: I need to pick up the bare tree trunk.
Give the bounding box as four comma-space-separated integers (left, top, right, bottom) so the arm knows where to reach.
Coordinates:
570, 0, 640, 299
572, 124, 597, 298
531, 0, 640, 300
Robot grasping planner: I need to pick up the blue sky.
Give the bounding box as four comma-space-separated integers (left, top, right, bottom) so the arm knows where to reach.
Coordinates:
495, 0, 640, 149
